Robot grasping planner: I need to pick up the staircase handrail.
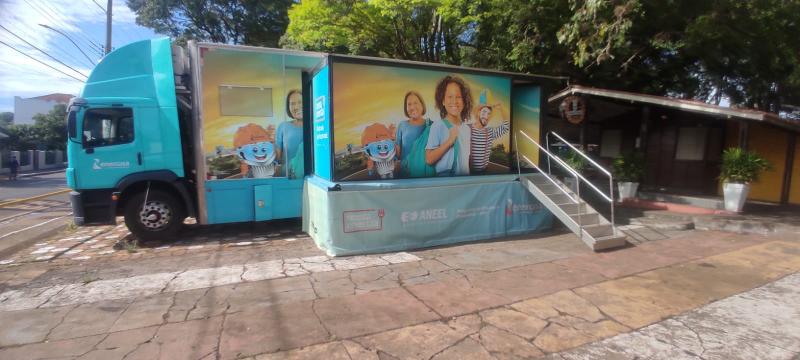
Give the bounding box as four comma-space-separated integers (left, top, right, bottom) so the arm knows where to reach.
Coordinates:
519, 130, 612, 204
514, 132, 579, 205
545, 131, 616, 228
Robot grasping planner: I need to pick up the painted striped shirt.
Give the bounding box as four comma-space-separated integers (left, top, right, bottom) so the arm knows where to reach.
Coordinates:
470, 121, 510, 172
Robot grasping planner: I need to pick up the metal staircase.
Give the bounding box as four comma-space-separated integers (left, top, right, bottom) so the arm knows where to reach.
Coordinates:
515, 131, 627, 251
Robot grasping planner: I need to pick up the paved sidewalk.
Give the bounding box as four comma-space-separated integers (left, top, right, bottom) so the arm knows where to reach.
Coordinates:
551, 272, 800, 359
0, 229, 797, 359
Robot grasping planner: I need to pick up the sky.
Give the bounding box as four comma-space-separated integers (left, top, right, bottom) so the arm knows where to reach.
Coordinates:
0, 0, 159, 112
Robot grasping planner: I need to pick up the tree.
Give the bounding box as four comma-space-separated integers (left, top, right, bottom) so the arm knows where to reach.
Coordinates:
282, 0, 464, 64
126, 0, 294, 46
31, 104, 67, 151
0, 112, 12, 128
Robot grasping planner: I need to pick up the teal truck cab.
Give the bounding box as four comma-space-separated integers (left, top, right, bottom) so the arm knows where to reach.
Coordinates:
67, 39, 195, 240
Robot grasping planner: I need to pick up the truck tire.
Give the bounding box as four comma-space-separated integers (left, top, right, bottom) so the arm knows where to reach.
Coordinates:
124, 189, 186, 242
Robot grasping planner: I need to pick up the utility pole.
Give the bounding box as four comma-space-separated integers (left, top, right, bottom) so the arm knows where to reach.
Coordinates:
105, 0, 112, 54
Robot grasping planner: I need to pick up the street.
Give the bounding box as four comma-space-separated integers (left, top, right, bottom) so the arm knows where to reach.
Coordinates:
0, 171, 68, 202
0, 171, 72, 260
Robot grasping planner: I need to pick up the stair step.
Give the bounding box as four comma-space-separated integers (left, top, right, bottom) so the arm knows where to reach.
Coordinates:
583, 223, 614, 237
547, 193, 574, 205
589, 234, 628, 251
537, 184, 566, 195
570, 212, 600, 225
630, 217, 694, 231
558, 202, 587, 215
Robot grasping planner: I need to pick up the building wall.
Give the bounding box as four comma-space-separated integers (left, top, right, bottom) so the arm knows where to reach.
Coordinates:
746, 123, 788, 203
13, 96, 62, 125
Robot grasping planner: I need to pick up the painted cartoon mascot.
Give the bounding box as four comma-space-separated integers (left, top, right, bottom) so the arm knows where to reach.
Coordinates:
233, 123, 277, 178
361, 123, 397, 179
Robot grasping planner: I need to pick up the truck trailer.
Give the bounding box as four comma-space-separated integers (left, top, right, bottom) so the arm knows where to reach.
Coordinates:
67, 38, 625, 256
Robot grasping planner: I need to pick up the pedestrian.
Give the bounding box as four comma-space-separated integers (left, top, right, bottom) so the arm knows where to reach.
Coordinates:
9, 155, 19, 181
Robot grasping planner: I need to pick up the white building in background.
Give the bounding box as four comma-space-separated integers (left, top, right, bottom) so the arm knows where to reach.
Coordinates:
13, 93, 74, 125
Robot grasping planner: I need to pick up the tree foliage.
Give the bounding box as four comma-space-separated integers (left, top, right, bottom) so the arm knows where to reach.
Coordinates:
282, 0, 463, 63
1, 105, 66, 151
0, 112, 12, 128
126, 0, 293, 46
128, 0, 800, 111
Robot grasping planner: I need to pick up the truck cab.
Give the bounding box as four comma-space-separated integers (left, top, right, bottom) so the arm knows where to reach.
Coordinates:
67, 38, 194, 240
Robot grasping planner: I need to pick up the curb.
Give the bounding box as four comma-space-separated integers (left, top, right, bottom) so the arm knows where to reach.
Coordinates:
0, 189, 72, 208
19, 168, 67, 178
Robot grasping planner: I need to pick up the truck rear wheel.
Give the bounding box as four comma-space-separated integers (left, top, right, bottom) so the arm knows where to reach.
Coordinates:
124, 189, 186, 242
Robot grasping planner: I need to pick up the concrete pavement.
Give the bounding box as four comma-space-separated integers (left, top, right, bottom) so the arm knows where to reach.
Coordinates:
0, 224, 798, 359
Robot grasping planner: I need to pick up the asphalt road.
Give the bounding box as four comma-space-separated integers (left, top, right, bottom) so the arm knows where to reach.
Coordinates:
0, 171, 68, 202
0, 171, 72, 259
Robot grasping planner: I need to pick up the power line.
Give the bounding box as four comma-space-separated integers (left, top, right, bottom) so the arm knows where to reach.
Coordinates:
23, 0, 103, 58
39, 24, 97, 66
12, 20, 95, 69
0, 39, 85, 82
0, 24, 88, 78
90, 0, 106, 12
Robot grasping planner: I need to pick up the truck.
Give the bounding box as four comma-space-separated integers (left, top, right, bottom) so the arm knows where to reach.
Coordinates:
67, 38, 625, 254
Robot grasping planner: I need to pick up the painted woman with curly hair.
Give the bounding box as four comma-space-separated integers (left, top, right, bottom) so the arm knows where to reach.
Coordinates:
425, 75, 473, 176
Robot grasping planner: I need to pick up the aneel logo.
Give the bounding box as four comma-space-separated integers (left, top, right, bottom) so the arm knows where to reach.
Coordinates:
92, 158, 131, 170
401, 208, 447, 224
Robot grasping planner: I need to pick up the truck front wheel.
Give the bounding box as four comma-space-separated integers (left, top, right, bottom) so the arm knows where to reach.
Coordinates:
124, 189, 186, 242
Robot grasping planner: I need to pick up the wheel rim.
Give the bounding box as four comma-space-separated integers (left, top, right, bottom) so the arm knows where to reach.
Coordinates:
139, 200, 172, 231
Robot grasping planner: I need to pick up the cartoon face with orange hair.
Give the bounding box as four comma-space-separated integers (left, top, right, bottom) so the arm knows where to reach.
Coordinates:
234, 123, 276, 178
361, 123, 397, 179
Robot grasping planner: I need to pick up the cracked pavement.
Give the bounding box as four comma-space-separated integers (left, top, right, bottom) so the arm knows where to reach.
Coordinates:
0, 224, 799, 359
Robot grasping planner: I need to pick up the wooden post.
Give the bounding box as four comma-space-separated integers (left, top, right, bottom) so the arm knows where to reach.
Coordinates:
781, 133, 796, 204
638, 106, 650, 150
738, 120, 749, 149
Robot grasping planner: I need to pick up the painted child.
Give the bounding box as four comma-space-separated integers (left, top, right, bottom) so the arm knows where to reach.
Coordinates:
233, 123, 277, 178
361, 123, 397, 179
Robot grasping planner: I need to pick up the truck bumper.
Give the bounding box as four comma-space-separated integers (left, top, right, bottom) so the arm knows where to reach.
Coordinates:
69, 191, 85, 226
70, 189, 117, 226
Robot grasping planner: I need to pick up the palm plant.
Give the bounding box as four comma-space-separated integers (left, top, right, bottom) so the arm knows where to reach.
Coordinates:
719, 148, 770, 184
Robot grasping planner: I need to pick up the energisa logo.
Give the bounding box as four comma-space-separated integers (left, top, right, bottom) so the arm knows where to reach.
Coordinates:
92, 158, 131, 170
401, 208, 447, 224
505, 199, 542, 215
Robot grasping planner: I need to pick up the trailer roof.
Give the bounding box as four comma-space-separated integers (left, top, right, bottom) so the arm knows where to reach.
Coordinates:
196, 42, 566, 83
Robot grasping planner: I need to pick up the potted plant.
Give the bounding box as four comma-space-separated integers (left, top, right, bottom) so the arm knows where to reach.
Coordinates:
719, 148, 770, 212
561, 150, 587, 192
612, 151, 645, 201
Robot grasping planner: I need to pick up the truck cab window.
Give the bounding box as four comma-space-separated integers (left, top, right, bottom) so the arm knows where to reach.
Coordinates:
82, 108, 134, 147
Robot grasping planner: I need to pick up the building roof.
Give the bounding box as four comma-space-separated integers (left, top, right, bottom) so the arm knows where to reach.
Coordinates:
549, 85, 800, 132
29, 93, 74, 103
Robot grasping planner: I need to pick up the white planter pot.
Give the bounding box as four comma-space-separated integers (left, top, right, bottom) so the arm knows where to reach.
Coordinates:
723, 182, 750, 213
617, 182, 639, 201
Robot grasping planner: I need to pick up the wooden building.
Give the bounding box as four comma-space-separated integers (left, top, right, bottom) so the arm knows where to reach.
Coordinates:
546, 86, 800, 205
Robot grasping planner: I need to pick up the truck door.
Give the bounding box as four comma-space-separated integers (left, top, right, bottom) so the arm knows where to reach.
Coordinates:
79, 106, 143, 189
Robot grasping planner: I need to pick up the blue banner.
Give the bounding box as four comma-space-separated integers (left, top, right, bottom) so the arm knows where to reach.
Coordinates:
304, 175, 553, 256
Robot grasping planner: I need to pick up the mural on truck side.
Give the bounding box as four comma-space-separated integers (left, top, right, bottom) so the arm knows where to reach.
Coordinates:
331, 62, 513, 181
200, 47, 304, 180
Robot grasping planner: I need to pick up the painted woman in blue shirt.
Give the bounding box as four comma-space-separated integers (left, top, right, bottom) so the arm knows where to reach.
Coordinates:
276, 89, 304, 179
395, 90, 428, 177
